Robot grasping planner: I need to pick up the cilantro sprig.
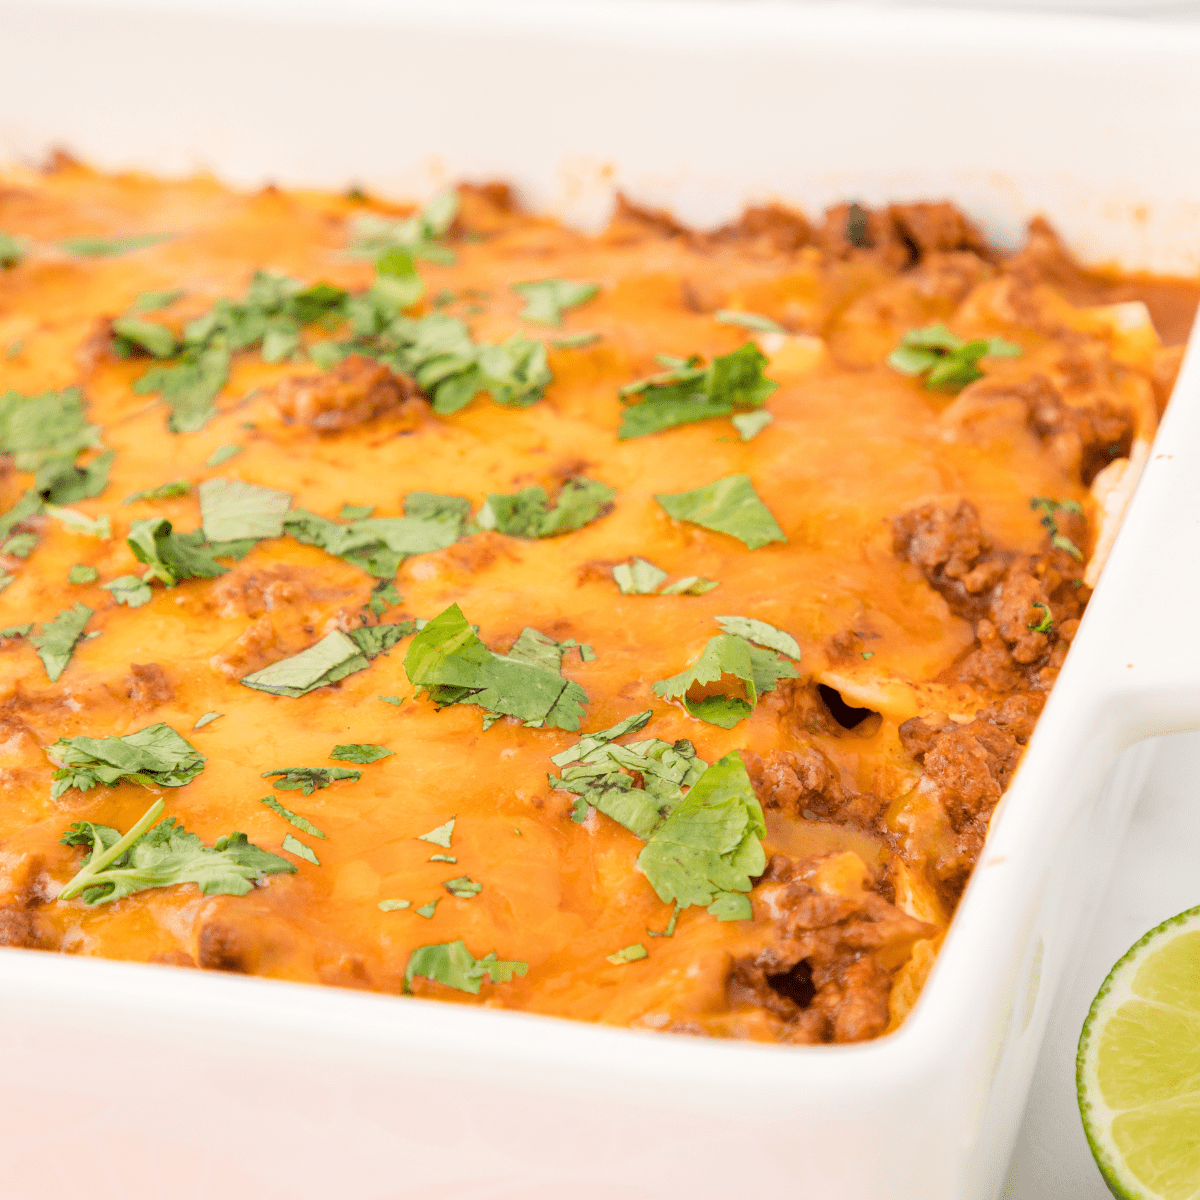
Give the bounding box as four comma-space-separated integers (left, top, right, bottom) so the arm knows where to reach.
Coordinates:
261, 766, 362, 794
618, 344, 778, 439
241, 624, 410, 698
48, 723, 206, 800
887, 324, 1021, 393
29, 602, 94, 681
405, 604, 590, 731
58, 798, 293, 905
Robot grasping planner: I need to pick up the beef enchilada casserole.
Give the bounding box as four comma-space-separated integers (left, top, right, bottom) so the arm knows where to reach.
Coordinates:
0, 158, 1195, 1044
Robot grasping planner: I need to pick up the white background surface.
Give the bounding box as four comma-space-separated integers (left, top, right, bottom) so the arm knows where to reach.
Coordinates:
1005, 733, 1200, 1197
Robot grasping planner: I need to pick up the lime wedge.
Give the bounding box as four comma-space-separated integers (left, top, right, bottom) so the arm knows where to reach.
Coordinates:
1077, 905, 1200, 1200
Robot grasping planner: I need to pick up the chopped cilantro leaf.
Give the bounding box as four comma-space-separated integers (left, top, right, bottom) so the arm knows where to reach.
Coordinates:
49, 723, 205, 800
430, 854, 456, 863
714, 310, 784, 333
606, 943, 648, 965
282, 833, 320, 865
340, 503, 374, 520
405, 603, 590, 731
1030, 496, 1084, 560
259, 794, 327, 839
112, 317, 177, 359
330, 743, 393, 763
38, 450, 115, 507
861, 650, 875, 660
102, 574, 153, 607
655, 474, 785, 550
347, 190, 459, 265
403, 939, 528, 995
125, 479, 191, 504
549, 713, 707, 840
647, 903, 679, 938
618, 343, 778, 439
44, 504, 111, 539
570, 797, 589, 823
653, 632, 799, 728
512, 278, 599, 327
0, 622, 31, 639
0, 573, 13, 595
418, 818, 455, 848
708, 891, 753, 921
613, 557, 667, 595
129, 288, 184, 312
415, 900, 439, 918
205, 444, 243, 468
550, 331, 602, 349
2, 532, 37, 558
199, 478, 291, 542
0, 386, 102, 472
477, 476, 616, 539
58, 798, 293, 904
731, 410, 774, 441
1027, 601, 1053, 633
134, 345, 230, 433
127, 517, 227, 586
261, 766, 362, 795
68, 565, 98, 585
442, 875, 482, 898
636, 751, 765, 910
30, 602, 93, 681
61, 232, 176, 257
714, 615, 801, 660
0, 230, 25, 268
888, 324, 1021, 393
239, 629, 371, 698
379, 695, 404, 706
193, 711, 223, 729
612, 557, 720, 597
378, 898, 411, 911
284, 491, 468, 578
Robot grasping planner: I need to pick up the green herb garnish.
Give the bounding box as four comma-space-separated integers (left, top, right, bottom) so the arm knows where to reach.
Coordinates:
112, 317, 177, 359
206, 444, 243, 467
618, 343, 778, 440
888, 324, 1021, 393
714, 310, 784, 333
102, 575, 153, 608
611, 557, 718, 596
127, 517, 227, 586
240, 623, 407, 698
199, 478, 291, 543
347, 191, 458, 265
44, 504, 111, 539
329, 744, 393, 764
2, 532, 37, 558
404, 604, 590, 731
653, 628, 799, 729
476, 477, 616, 539
129, 288, 184, 312
378, 898, 411, 911
58, 798, 293, 905
193, 712, 223, 729
550, 331, 602, 349
29, 602, 93, 681
655, 474, 786, 550
282, 833, 320, 865
284, 492, 469, 578
125, 479, 191, 504
512, 278, 599, 326
731, 410, 774, 441
1027, 601, 1053, 633
442, 876, 482, 898
1030, 496, 1084, 560
68, 565, 98, 585
418, 818, 455, 848
61, 232, 176, 257
403, 940, 527, 995
606, 943, 648, 965
49, 723, 205, 799
414, 901, 439, 919
0, 230, 25, 268
261, 766, 362, 794
259, 795, 327, 839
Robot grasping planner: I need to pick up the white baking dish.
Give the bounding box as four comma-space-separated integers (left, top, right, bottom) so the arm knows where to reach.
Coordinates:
1, 3, 1199, 1197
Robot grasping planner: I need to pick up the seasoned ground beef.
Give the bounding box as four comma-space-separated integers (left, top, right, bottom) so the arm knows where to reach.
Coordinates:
272, 355, 419, 432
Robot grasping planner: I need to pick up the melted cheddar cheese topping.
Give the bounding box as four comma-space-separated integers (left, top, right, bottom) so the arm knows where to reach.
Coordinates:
0, 161, 1195, 1043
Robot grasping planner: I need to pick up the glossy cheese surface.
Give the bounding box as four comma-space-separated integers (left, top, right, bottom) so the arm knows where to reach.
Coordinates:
0, 162, 1195, 1043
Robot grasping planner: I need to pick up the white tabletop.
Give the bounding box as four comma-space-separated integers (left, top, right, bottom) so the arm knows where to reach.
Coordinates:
1003, 730, 1200, 1198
